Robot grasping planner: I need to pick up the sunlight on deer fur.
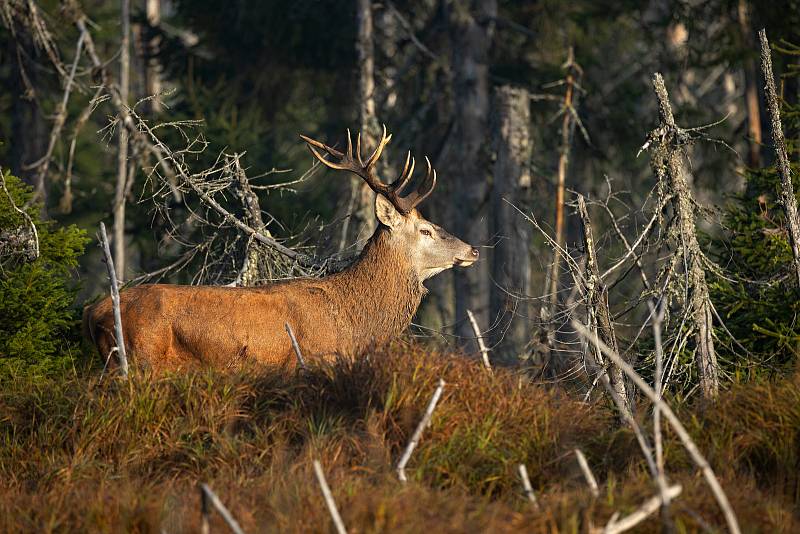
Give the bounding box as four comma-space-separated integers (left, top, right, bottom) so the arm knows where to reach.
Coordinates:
84, 129, 479, 373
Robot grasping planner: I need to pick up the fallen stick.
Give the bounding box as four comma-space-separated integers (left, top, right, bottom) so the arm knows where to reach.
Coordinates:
313, 460, 348, 534
648, 299, 673, 514
396, 378, 446, 482
599, 484, 682, 534
575, 449, 599, 497
99, 222, 128, 377
466, 309, 492, 372
517, 464, 540, 510
571, 319, 741, 534
284, 323, 307, 370
199, 483, 246, 534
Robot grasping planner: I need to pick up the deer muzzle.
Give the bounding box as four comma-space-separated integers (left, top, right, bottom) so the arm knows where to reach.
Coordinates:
454, 247, 480, 267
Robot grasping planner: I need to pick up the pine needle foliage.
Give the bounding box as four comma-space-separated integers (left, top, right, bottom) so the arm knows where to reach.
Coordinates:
0, 172, 88, 379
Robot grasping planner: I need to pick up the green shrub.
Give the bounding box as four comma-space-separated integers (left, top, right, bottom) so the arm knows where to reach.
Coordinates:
0, 172, 89, 379
711, 66, 800, 377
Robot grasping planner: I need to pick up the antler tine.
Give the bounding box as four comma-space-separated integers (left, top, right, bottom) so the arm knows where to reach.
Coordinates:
346, 129, 354, 161
392, 151, 416, 194
365, 124, 391, 168
299, 134, 351, 171
415, 156, 437, 206
396, 156, 437, 213
299, 134, 344, 158
300, 127, 441, 213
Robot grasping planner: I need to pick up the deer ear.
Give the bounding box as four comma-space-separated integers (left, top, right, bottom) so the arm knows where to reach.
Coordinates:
375, 194, 404, 228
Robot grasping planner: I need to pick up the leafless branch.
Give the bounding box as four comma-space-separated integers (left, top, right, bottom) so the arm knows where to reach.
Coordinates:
98, 222, 128, 377
396, 378, 446, 482
598, 485, 682, 534
574, 448, 599, 497
517, 464, 540, 510
285, 323, 307, 370
571, 319, 741, 534
199, 483, 246, 534
466, 309, 492, 373
313, 460, 348, 534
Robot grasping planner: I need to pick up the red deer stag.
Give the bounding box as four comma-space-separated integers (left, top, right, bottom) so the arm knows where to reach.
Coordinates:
84, 128, 479, 372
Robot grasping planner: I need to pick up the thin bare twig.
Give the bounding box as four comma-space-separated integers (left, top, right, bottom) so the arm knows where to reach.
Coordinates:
648, 299, 672, 513
284, 322, 307, 370
466, 309, 492, 373
599, 485, 682, 534
396, 378, 446, 482
313, 460, 348, 534
517, 464, 540, 510
574, 448, 599, 497
571, 319, 741, 534
24, 30, 84, 199
98, 222, 128, 377
199, 483, 246, 534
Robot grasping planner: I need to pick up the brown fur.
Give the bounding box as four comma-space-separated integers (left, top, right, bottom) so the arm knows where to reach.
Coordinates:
84, 206, 475, 373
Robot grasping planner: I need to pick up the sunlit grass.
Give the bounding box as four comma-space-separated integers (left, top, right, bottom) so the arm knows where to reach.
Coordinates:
0, 343, 797, 532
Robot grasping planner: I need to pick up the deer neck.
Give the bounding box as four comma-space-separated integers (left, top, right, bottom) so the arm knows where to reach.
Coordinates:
328, 227, 424, 348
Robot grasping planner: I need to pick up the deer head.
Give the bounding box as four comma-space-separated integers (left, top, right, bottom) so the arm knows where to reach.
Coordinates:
300, 126, 479, 281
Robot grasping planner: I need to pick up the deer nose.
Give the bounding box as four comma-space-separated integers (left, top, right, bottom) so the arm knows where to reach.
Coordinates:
470, 247, 480, 259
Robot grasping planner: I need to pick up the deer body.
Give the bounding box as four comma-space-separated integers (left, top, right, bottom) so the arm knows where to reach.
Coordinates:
85, 128, 478, 372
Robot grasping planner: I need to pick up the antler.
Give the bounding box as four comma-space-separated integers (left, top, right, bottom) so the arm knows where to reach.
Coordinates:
299, 125, 437, 214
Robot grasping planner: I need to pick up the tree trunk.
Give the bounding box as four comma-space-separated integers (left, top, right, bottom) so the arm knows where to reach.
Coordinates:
760, 29, 800, 288
340, 0, 381, 252
738, 0, 762, 168
146, 0, 162, 114
9, 37, 47, 209
542, 49, 581, 375
114, 0, 131, 281
490, 85, 532, 357
649, 73, 719, 399
446, 0, 496, 349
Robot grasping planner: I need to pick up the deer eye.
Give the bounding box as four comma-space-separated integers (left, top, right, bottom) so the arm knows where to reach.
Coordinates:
420, 229, 432, 237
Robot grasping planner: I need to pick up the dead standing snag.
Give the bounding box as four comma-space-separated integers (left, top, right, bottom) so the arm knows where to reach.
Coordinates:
644, 73, 719, 399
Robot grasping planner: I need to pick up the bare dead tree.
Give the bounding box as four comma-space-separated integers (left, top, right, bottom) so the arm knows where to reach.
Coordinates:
542, 47, 584, 375
759, 29, 800, 287
571, 320, 741, 534
577, 195, 631, 417
114, 0, 131, 281
2, 1, 311, 286
490, 85, 532, 357
24, 31, 84, 204
644, 73, 719, 399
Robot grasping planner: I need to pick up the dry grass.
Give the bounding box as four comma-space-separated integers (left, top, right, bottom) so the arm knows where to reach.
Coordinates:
0, 343, 798, 533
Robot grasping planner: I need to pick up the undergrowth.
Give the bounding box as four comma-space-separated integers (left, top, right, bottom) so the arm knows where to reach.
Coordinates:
0, 343, 797, 533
